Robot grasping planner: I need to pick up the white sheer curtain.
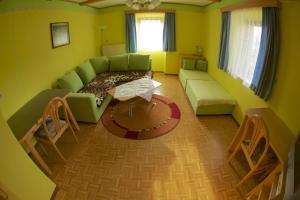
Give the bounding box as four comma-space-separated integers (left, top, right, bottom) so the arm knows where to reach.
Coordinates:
228, 8, 262, 87
136, 13, 164, 51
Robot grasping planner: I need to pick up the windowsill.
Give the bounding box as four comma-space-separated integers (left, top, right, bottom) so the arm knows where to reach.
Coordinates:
137, 50, 164, 53
223, 70, 252, 89
138, 50, 164, 53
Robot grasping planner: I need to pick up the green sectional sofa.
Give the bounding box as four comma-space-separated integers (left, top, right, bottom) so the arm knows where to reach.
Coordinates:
179, 68, 236, 115
57, 54, 152, 123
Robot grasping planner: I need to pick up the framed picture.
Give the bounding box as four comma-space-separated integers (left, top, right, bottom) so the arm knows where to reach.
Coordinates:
50, 22, 70, 48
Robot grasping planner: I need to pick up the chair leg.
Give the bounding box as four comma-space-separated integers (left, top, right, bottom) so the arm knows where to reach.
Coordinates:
245, 193, 255, 200
39, 143, 48, 156
235, 186, 245, 200
236, 170, 254, 189
64, 101, 80, 131
69, 124, 78, 143
235, 171, 257, 199
50, 141, 67, 163
245, 188, 257, 199
227, 145, 240, 164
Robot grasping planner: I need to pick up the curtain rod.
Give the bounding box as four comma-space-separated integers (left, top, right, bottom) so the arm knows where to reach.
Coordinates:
125, 9, 176, 14
221, 0, 281, 12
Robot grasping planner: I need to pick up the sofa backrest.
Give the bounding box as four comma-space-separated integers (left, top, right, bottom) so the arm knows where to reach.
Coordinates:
90, 56, 109, 74
109, 54, 129, 72
128, 54, 151, 71
57, 54, 152, 91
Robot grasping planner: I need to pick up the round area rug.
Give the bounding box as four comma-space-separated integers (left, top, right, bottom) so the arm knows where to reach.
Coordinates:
101, 94, 181, 140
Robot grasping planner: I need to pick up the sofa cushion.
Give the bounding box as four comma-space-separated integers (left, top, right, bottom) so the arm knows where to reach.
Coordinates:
109, 54, 129, 71
128, 54, 150, 71
179, 68, 214, 90
195, 60, 208, 72
182, 59, 196, 70
186, 79, 236, 115
90, 56, 109, 74
76, 61, 96, 84
58, 71, 84, 92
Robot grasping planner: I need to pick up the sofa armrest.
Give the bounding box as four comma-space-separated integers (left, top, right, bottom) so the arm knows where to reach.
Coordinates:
149, 59, 152, 70
66, 93, 100, 123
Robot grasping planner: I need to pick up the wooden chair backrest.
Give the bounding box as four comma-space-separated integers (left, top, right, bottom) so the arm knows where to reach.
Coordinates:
244, 115, 269, 166
42, 97, 69, 136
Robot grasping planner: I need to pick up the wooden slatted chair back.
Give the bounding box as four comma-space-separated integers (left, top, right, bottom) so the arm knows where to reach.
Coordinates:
42, 97, 69, 137
36, 96, 78, 163
243, 115, 269, 167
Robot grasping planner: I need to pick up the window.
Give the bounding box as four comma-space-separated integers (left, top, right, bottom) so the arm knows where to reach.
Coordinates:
136, 13, 164, 51
227, 8, 262, 87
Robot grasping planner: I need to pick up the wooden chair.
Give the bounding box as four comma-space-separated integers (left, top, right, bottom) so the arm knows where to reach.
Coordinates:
228, 115, 275, 195
246, 164, 284, 200
35, 97, 78, 162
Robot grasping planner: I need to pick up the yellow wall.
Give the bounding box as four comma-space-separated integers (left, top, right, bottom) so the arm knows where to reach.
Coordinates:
0, 1, 99, 199
0, 1, 299, 199
97, 5, 206, 73
0, 110, 56, 200
0, 7, 99, 120
203, 0, 300, 134
165, 9, 206, 74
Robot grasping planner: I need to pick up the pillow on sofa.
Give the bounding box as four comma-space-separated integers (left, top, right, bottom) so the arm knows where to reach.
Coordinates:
58, 71, 84, 92
76, 61, 96, 84
90, 56, 109, 74
128, 54, 150, 71
109, 54, 129, 71
195, 60, 208, 72
182, 59, 196, 70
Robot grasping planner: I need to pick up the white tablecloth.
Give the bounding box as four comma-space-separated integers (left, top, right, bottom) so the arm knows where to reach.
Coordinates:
114, 78, 159, 102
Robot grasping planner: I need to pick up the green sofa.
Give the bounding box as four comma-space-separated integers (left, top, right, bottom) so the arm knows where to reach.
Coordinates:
179, 65, 236, 115
57, 54, 152, 123
179, 69, 213, 89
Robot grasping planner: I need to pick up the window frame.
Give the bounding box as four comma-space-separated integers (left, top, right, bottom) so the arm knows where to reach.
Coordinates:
227, 8, 263, 87
135, 13, 165, 52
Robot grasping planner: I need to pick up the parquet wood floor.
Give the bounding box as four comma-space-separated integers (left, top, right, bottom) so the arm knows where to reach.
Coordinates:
45, 73, 242, 200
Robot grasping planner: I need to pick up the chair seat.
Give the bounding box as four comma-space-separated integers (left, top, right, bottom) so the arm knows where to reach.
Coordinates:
36, 119, 66, 138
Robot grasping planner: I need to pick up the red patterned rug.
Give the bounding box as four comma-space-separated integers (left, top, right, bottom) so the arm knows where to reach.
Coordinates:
101, 94, 181, 140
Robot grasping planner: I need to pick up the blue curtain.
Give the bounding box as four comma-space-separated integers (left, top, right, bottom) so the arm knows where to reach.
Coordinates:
125, 14, 137, 53
251, 8, 279, 100
163, 13, 176, 52
218, 12, 231, 71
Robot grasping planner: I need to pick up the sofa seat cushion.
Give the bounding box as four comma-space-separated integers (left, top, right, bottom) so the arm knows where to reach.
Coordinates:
179, 68, 214, 89
79, 71, 153, 107
186, 79, 236, 115
58, 71, 84, 92
76, 61, 96, 84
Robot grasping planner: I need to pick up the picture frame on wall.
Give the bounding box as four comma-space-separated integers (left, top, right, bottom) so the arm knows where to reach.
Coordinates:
50, 22, 70, 48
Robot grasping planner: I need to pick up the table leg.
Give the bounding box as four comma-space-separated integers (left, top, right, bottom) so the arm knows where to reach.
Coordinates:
24, 139, 52, 176
128, 103, 133, 117
148, 102, 157, 112
127, 97, 145, 117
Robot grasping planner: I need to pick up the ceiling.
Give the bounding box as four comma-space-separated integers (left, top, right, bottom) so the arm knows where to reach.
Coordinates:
64, 0, 217, 9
